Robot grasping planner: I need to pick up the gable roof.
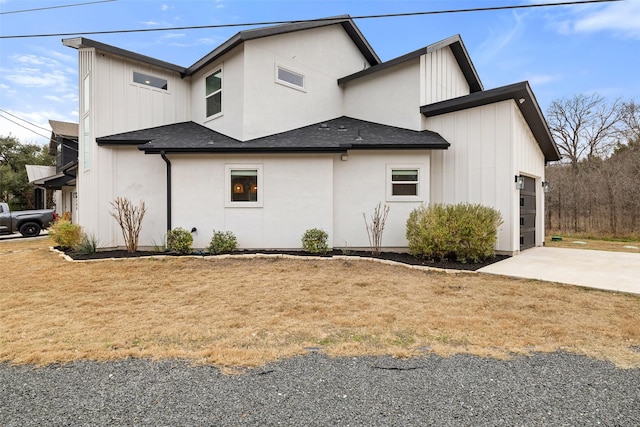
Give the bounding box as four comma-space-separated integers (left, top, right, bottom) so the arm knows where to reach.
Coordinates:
62, 16, 379, 78
96, 117, 449, 154
49, 120, 78, 139
338, 34, 482, 92
420, 81, 561, 162
186, 16, 380, 76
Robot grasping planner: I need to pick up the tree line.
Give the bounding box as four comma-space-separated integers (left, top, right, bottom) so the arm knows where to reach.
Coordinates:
545, 95, 640, 237
0, 134, 54, 210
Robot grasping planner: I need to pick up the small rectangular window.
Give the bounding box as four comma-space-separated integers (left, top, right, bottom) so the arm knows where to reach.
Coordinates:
133, 71, 168, 90
276, 66, 304, 89
230, 170, 258, 202
391, 169, 418, 196
206, 69, 222, 117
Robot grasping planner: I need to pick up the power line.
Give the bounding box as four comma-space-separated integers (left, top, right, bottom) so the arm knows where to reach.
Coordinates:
0, 115, 51, 141
0, 109, 52, 133
0, 0, 117, 15
0, 0, 622, 39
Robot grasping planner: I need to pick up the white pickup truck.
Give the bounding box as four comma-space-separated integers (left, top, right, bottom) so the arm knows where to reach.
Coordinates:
0, 202, 56, 237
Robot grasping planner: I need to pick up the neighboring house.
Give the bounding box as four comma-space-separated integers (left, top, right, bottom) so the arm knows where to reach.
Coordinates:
62, 15, 560, 254
26, 120, 78, 219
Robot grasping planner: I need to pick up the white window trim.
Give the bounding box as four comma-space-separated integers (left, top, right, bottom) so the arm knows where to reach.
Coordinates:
205, 66, 223, 121
274, 63, 306, 92
225, 164, 263, 208
130, 69, 171, 93
386, 164, 424, 202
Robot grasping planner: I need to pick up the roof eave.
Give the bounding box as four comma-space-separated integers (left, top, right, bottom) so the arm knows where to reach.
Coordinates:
185, 16, 380, 76
420, 82, 561, 162
62, 37, 186, 74
338, 34, 482, 92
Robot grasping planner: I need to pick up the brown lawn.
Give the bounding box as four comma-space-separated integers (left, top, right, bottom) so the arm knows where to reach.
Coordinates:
545, 235, 640, 253
1, 237, 639, 371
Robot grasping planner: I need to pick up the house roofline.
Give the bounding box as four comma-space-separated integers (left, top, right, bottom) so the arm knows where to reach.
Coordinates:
140, 143, 449, 155
337, 34, 483, 93
62, 37, 187, 73
420, 81, 561, 162
184, 15, 380, 76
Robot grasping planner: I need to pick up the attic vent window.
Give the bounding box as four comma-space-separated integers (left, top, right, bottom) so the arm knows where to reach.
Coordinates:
276, 66, 305, 91
133, 71, 168, 90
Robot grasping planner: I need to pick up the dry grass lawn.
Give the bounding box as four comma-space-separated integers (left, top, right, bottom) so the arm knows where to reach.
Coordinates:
1, 237, 639, 371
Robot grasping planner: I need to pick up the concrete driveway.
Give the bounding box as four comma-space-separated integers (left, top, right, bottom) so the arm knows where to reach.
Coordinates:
479, 247, 640, 295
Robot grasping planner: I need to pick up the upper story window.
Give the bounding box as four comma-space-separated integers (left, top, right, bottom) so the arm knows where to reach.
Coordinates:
206, 68, 223, 118
132, 71, 168, 91
276, 65, 305, 91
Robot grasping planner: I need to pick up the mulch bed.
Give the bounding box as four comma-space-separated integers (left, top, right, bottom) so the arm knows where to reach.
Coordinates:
61, 248, 509, 272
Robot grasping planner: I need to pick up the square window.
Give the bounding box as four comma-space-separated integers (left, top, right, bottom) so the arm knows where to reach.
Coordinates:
226, 165, 262, 207
386, 165, 425, 202
231, 170, 258, 202
206, 69, 222, 117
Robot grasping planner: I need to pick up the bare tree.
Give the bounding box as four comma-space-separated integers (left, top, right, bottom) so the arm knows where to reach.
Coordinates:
363, 202, 390, 256
110, 197, 147, 253
547, 94, 623, 170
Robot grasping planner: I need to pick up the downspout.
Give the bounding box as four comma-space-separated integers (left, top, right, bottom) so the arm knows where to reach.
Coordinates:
160, 151, 171, 231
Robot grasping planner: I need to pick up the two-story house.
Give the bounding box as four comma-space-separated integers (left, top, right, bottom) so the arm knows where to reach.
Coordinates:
26, 120, 78, 218
62, 15, 560, 254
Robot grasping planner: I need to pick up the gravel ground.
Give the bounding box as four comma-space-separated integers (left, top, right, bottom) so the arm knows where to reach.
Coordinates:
1, 352, 638, 426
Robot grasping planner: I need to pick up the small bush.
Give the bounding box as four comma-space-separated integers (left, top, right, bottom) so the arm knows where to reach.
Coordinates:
166, 227, 193, 254
49, 219, 82, 250
301, 228, 330, 254
75, 233, 99, 255
208, 230, 238, 254
406, 203, 503, 263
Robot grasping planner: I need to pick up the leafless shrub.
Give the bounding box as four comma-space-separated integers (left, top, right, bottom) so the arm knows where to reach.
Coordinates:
363, 202, 390, 255
110, 197, 146, 253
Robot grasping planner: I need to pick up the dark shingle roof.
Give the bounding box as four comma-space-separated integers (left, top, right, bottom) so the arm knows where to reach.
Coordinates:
96, 117, 449, 154
420, 81, 561, 162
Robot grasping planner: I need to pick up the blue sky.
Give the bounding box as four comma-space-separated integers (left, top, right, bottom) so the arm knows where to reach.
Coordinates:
1, 0, 639, 145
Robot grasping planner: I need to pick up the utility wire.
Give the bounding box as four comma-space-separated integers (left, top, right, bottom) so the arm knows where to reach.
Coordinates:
0, 0, 116, 15
0, 109, 52, 133
0, 0, 622, 39
0, 115, 51, 141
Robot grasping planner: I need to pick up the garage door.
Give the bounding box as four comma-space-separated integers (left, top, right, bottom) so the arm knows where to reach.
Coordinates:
520, 176, 536, 251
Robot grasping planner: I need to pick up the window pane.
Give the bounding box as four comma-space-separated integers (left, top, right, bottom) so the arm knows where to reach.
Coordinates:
392, 183, 417, 196
206, 70, 222, 95
277, 67, 304, 88
133, 71, 168, 90
206, 91, 222, 116
231, 170, 258, 202
392, 169, 418, 181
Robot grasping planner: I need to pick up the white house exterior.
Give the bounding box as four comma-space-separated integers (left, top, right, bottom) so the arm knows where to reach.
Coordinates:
63, 16, 560, 254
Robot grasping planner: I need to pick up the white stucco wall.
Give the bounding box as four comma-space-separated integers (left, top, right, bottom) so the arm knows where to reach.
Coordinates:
169, 154, 334, 249
333, 150, 430, 250
343, 60, 422, 131
425, 100, 546, 254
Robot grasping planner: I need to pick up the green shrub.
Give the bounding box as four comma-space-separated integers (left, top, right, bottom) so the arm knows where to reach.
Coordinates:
166, 227, 193, 254
301, 228, 330, 254
49, 219, 82, 250
75, 233, 99, 255
406, 203, 503, 263
208, 230, 238, 254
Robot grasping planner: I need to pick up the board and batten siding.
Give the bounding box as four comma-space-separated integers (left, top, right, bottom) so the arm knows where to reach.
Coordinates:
425, 100, 544, 254
420, 46, 470, 106
75, 46, 190, 247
